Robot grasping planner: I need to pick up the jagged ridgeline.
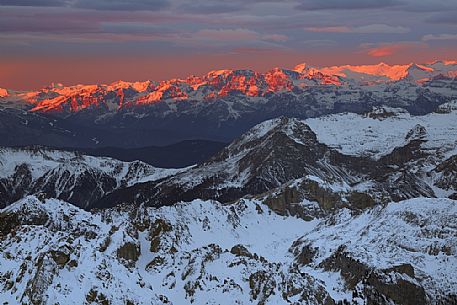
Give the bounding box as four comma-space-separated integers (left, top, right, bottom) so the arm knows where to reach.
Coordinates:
1, 103, 457, 304
1, 61, 456, 148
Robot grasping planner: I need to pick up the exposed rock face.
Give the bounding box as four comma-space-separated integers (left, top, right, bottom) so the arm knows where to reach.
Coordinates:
434, 155, 457, 194
149, 219, 172, 253
230, 244, 252, 258
321, 247, 427, 305
379, 126, 427, 167
0, 212, 20, 238
117, 242, 140, 263
264, 186, 302, 215
320, 246, 369, 290
365, 107, 399, 119
291, 242, 317, 266
249, 270, 276, 303
50, 250, 71, 268
365, 269, 427, 305
300, 179, 342, 210
261, 178, 339, 220
0, 163, 33, 208
347, 192, 376, 210
23, 253, 59, 305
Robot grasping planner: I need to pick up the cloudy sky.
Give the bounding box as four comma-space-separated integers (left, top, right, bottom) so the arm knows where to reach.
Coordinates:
1, 0, 456, 89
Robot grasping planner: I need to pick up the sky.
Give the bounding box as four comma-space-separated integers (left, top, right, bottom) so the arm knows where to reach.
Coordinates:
1, 0, 456, 90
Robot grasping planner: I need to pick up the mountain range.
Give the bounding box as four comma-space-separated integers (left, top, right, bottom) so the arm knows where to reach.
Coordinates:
1, 61, 456, 148
1, 61, 457, 305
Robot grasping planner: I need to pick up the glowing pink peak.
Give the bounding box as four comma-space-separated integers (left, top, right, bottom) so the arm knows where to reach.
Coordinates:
0, 88, 8, 98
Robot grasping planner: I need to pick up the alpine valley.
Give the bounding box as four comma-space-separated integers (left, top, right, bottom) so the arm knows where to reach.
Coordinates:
1, 61, 457, 305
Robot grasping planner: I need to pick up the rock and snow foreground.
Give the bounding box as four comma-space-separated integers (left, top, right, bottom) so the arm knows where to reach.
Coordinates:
0, 196, 456, 305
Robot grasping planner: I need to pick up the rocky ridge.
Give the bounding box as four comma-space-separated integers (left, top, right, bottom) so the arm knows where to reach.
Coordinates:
0, 146, 182, 209
0, 196, 455, 304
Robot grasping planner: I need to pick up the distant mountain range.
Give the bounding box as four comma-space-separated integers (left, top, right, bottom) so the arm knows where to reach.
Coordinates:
1, 61, 456, 148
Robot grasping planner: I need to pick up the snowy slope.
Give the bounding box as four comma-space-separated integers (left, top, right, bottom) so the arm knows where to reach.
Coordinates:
305, 105, 457, 159
0, 147, 183, 209
295, 198, 457, 301
0, 146, 180, 184
0, 196, 455, 304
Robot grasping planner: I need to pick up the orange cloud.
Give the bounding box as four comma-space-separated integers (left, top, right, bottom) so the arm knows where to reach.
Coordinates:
364, 42, 426, 57
368, 45, 401, 57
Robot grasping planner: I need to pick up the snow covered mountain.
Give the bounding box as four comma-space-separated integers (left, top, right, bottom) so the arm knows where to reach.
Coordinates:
0, 195, 455, 304
1, 103, 456, 212
95, 104, 457, 210
0, 147, 182, 209
1, 61, 456, 147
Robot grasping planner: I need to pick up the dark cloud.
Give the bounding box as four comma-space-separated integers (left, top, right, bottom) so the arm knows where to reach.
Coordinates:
0, 0, 68, 6
0, 0, 170, 11
422, 34, 457, 41
0, 11, 100, 33
101, 22, 175, 35
426, 12, 457, 24
175, 0, 281, 15
393, 0, 457, 12
296, 0, 401, 10
74, 0, 169, 11
177, 3, 242, 14
0, 0, 456, 66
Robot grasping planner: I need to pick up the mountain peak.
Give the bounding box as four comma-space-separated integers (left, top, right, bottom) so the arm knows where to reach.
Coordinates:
48, 82, 64, 89
407, 63, 434, 72
0, 88, 8, 98
293, 63, 308, 73
405, 124, 427, 141
109, 80, 153, 92
206, 69, 233, 79
320, 63, 413, 81
231, 116, 316, 151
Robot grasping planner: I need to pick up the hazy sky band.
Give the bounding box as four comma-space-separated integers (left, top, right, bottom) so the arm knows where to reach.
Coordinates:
1, 0, 456, 90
